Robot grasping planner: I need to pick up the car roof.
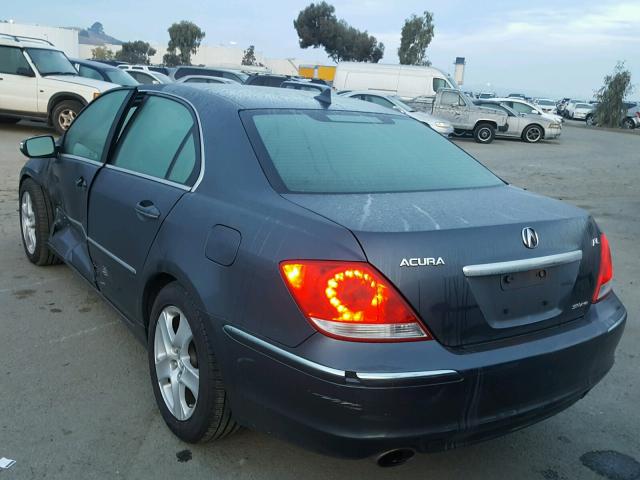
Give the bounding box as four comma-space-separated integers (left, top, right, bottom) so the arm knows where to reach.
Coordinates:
143, 84, 399, 114
70, 58, 119, 71
0, 34, 58, 50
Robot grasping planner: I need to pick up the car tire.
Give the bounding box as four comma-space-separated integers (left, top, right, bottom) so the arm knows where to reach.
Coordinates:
51, 100, 83, 135
622, 118, 635, 129
522, 124, 544, 143
586, 115, 595, 127
148, 282, 240, 443
473, 123, 495, 144
19, 178, 59, 266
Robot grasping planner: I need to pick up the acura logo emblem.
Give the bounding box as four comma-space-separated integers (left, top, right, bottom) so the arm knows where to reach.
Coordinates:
522, 227, 539, 249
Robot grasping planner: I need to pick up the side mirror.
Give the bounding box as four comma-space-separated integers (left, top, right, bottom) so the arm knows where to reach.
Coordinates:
20, 135, 56, 158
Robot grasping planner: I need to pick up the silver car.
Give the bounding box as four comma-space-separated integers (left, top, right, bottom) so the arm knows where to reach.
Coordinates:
338, 90, 455, 136
475, 101, 562, 143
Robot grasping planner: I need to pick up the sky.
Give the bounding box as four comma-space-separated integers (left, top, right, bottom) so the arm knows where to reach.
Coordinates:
4, 0, 639, 99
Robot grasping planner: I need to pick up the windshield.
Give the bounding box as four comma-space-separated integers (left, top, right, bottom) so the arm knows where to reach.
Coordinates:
576, 103, 592, 109
242, 110, 503, 194
105, 68, 139, 86
26, 48, 76, 75
389, 96, 415, 112
537, 100, 555, 106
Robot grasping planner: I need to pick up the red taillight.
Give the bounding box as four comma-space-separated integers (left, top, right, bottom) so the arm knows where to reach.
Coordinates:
280, 260, 431, 342
592, 233, 614, 303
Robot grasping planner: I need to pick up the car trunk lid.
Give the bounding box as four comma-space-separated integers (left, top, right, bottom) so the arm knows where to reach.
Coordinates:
284, 185, 599, 347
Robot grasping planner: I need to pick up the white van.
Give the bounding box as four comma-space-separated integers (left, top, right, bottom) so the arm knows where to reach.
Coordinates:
333, 62, 458, 99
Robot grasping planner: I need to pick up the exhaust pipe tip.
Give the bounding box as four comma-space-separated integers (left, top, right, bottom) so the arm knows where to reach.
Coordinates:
375, 448, 415, 468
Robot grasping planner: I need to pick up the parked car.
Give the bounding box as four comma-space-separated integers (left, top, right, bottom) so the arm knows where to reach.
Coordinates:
0, 34, 117, 133
333, 62, 458, 100
245, 74, 292, 87
414, 89, 509, 143
534, 98, 558, 114
493, 97, 563, 123
475, 100, 562, 142
508, 93, 526, 99
70, 58, 138, 86
340, 90, 454, 136
177, 75, 240, 85
17, 84, 626, 465
122, 67, 173, 85
563, 100, 584, 119
477, 92, 496, 99
170, 66, 249, 84
280, 80, 329, 93
569, 102, 594, 120
585, 103, 640, 129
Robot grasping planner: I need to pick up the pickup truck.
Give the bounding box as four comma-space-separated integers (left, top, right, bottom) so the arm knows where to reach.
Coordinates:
408, 89, 509, 143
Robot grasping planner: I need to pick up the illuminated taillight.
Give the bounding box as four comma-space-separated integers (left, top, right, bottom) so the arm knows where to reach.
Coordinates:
592, 233, 614, 302
280, 260, 431, 342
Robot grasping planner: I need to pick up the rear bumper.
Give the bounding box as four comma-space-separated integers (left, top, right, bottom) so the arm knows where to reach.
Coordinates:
220, 294, 626, 459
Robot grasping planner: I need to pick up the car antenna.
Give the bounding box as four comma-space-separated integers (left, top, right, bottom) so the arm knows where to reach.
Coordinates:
314, 88, 331, 106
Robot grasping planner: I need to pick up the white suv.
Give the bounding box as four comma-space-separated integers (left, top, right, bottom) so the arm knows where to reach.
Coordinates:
0, 35, 117, 133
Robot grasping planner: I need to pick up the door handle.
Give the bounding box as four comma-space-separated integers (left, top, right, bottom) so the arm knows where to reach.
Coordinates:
135, 200, 160, 220
75, 176, 87, 189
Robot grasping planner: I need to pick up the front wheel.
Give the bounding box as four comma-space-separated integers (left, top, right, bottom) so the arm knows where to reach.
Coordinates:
51, 100, 83, 135
473, 123, 495, 144
522, 124, 543, 143
586, 115, 595, 127
622, 118, 635, 129
148, 282, 239, 443
19, 179, 59, 266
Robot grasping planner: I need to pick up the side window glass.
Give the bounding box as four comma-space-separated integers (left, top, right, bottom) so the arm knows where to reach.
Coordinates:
79, 65, 103, 81
366, 96, 394, 109
62, 89, 130, 161
111, 96, 199, 185
0, 46, 32, 75
440, 91, 459, 106
433, 78, 447, 92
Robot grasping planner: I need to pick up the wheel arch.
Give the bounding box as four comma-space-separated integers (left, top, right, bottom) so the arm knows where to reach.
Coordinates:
474, 120, 498, 129
524, 123, 546, 139
47, 93, 88, 122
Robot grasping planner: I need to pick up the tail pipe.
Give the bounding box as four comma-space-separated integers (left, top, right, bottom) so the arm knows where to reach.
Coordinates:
375, 448, 416, 467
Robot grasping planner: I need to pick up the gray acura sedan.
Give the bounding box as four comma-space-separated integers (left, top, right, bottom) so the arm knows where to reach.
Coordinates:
18, 85, 626, 466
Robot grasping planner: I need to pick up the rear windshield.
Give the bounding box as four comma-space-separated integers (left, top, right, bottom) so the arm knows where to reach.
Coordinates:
242, 110, 503, 194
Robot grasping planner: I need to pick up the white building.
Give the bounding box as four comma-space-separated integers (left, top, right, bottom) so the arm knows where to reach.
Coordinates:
0, 21, 79, 57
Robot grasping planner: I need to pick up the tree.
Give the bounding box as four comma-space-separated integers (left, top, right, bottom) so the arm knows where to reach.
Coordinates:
163, 52, 181, 67
242, 45, 258, 66
398, 11, 434, 66
91, 46, 114, 61
88, 22, 104, 35
293, 2, 384, 62
115, 41, 157, 65
163, 21, 205, 66
593, 62, 633, 128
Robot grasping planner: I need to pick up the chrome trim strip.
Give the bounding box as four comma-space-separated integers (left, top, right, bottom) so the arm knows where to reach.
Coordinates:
224, 325, 345, 378
224, 326, 461, 383
463, 250, 582, 277
607, 312, 626, 333
103, 164, 190, 191
355, 370, 459, 381
59, 153, 103, 166
87, 237, 136, 275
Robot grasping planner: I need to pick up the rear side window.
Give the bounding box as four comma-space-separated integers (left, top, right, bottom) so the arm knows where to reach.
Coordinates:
111, 95, 199, 186
0, 46, 32, 75
242, 110, 502, 194
62, 89, 130, 161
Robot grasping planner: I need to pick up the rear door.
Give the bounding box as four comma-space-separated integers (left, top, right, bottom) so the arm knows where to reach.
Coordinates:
87, 92, 201, 319
48, 88, 133, 282
0, 46, 38, 113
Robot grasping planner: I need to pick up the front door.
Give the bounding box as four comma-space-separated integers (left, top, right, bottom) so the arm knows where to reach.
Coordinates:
0, 46, 38, 113
48, 88, 133, 282
87, 93, 201, 320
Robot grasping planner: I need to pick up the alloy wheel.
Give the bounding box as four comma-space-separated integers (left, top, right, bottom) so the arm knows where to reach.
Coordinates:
154, 306, 199, 421
478, 127, 492, 141
58, 109, 77, 130
20, 191, 36, 255
526, 126, 542, 142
